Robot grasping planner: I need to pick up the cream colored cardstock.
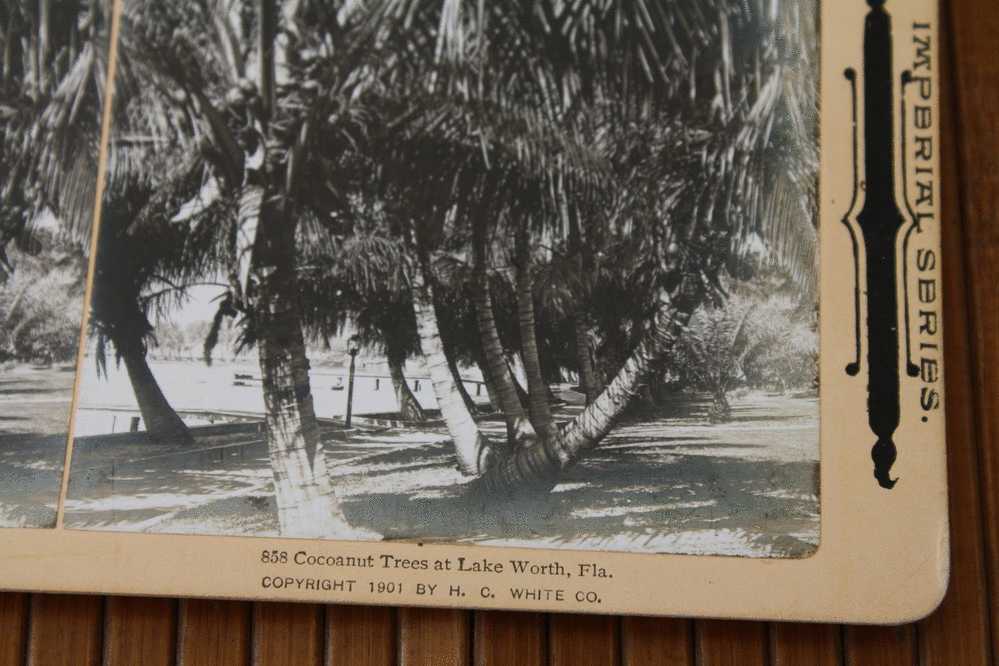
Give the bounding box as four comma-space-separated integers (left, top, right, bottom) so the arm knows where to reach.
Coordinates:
0, 0, 946, 624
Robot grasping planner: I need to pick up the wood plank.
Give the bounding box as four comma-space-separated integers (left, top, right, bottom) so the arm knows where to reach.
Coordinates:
398, 608, 469, 666
843, 625, 917, 666
770, 623, 841, 666
327, 605, 396, 666
694, 621, 767, 666
0, 593, 28, 666
103, 597, 177, 666
177, 599, 252, 666
549, 614, 619, 666
947, 0, 999, 660
27, 594, 103, 666
620, 617, 693, 665
473, 611, 545, 666
916, 9, 993, 665
252, 602, 324, 666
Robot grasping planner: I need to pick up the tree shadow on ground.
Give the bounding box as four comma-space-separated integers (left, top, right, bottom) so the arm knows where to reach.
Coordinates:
0, 387, 59, 396
62, 394, 819, 557
335, 432, 818, 558
0, 432, 66, 528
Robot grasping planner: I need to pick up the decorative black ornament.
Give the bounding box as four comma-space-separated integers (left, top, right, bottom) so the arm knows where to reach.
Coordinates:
843, 0, 915, 490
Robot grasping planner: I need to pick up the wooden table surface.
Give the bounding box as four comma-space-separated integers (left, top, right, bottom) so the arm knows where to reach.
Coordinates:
3, 1, 996, 664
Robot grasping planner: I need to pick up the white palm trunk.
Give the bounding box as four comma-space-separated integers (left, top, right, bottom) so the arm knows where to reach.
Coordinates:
411, 264, 494, 475
242, 170, 352, 537
256, 248, 351, 537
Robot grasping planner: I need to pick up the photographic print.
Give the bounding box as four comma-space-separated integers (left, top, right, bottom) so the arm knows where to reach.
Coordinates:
0, 0, 950, 624
0, 1, 112, 528
65, 0, 820, 559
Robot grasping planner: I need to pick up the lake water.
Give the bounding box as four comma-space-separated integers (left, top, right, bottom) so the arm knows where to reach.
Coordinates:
73, 357, 488, 437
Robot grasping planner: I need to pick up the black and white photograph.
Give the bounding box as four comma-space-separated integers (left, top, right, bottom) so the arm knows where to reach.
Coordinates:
66, 0, 820, 559
0, 0, 110, 528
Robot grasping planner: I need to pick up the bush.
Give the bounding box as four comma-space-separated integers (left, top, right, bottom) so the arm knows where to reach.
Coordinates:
672, 281, 817, 418
0, 230, 86, 363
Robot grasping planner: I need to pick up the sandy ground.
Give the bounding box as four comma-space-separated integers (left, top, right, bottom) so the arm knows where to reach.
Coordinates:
0, 365, 75, 527
64, 392, 819, 559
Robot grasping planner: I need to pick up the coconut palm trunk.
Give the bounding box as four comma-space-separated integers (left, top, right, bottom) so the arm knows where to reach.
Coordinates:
565, 200, 600, 404
472, 222, 537, 448
411, 261, 494, 475
447, 353, 479, 414
515, 219, 554, 438
387, 355, 425, 421
253, 203, 351, 537
36, 0, 50, 89
481, 288, 694, 492
507, 352, 530, 405
476, 357, 500, 412
436, 313, 480, 415
117, 337, 192, 444
382, 330, 426, 421
573, 315, 599, 404
246, 0, 350, 537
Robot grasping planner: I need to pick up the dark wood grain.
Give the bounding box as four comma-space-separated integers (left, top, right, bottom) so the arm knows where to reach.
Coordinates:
177, 599, 252, 666
695, 621, 767, 666
0, 593, 28, 666
769, 624, 841, 666
549, 614, 619, 666
26, 594, 103, 666
252, 602, 324, 666
398, 608, 470, 666
103, 597, 177, 666
621, 617, 693, 665
843, 625, 917, 666
916, 8, 994, 666
327, 605, 396, 666
948, 0, 999, 661
473, 611, 545, 666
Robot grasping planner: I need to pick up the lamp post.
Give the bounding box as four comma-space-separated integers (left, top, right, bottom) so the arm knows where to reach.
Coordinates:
345, 336, 359, 428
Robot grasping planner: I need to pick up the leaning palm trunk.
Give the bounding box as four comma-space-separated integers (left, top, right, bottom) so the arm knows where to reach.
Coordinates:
507, 352, 531, 407
119, 335, 193, 445
482, 289, 693, 492
252, 199, 350, 538
473, 227, 536, 448
447, 353, 479, 414
573, 315, 600, 404
476, 358, 501, 412
387, 356, 425, 421
411, 264, 494, 475
233, 0, 351, 538
515, 224, 554, 438
475, 280, 538, 448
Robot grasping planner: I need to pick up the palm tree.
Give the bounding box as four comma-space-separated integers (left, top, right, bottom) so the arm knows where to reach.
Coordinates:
88, 184, 202, 445
471, 204, 538, 449
365, 0, 819, 490
108, 0, 393, 535
0, 0, 200, 444
297, 222, 428, 423
110, 0, 819, 501
1, 0, 107, 263
410, 245, 495, 474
